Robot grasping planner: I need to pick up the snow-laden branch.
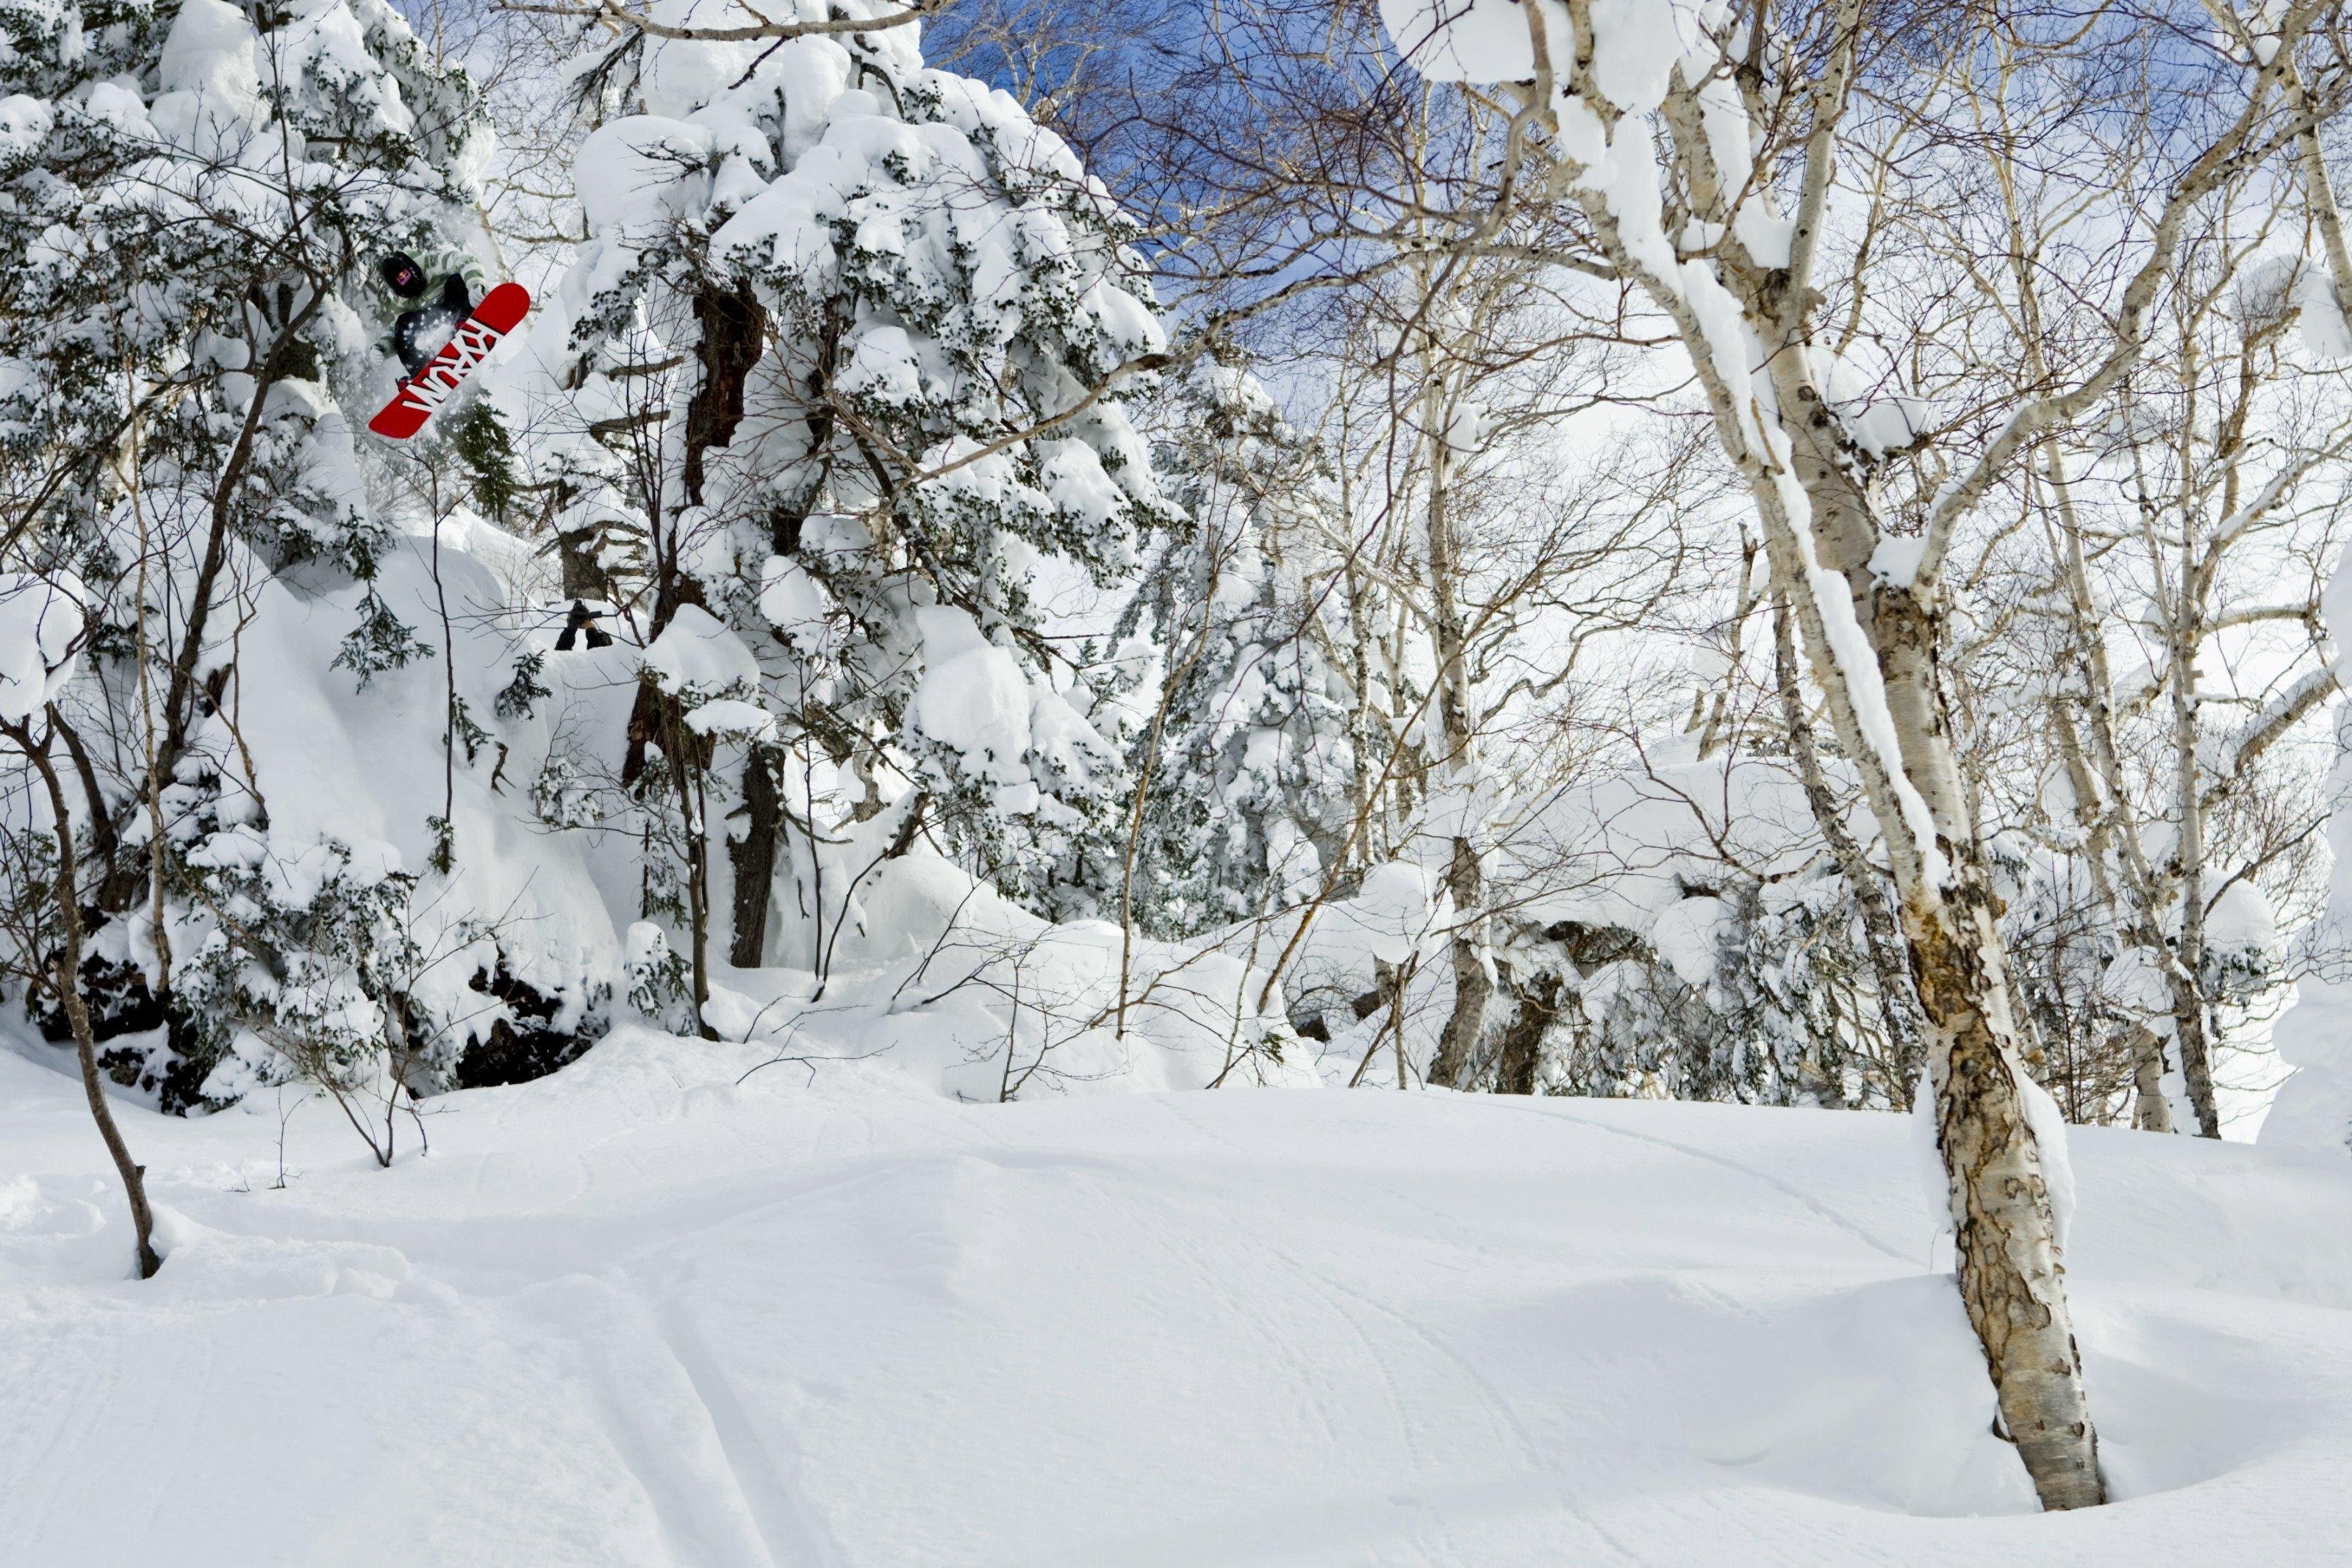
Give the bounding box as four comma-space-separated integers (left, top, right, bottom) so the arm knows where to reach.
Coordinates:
499, 0, 938, 43
2209, 660, 2342, 804
2210, 600, 2322, 633
1913, 0, 2333, 588
2206, 441, 2342, 562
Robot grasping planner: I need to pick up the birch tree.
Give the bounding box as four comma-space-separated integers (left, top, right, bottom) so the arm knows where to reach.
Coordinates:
2023, 275, 2351, 1137
1379, 0, 2352, 1509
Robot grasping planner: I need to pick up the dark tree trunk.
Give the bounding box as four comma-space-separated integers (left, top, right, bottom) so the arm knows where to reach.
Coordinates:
729, 747, 780, 968
682, 284, 767, 508
5, 710, 160, 1279
1491, 965, 1561, 1096
1420, 372, 1488, 1090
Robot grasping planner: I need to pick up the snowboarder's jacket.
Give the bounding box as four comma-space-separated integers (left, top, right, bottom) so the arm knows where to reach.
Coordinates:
379, 252, 476, 375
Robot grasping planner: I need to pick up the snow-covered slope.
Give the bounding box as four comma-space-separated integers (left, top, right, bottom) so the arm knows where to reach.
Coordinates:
4, 1040, 2351, 1565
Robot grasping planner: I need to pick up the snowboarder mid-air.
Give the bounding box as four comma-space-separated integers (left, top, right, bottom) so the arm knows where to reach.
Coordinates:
379, 252, 475, 375
365, 262, 531, 440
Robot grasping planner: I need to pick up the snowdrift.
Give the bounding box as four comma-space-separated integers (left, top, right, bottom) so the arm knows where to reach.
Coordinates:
5, 1042, 2351, 1564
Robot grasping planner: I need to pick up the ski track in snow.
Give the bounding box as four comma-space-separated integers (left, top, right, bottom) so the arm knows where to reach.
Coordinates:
6, 1035, 2352, 1564
661, 1296, 847, 1568
576, 1281, 772, 1568
1516, 1101, 1917, 1264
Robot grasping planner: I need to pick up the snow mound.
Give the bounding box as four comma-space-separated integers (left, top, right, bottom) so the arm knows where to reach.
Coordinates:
5, 1045, 2352, 1561
0, 571, 85, 723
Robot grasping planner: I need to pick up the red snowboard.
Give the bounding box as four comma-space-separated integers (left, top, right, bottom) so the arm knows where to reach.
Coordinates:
367, 281, 531, 440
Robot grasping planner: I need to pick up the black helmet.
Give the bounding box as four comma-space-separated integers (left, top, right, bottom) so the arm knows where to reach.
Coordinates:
378, 253, 427, 299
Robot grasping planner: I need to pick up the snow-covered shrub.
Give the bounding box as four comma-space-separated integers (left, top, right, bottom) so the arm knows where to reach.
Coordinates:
1309, 756, 1926, 1105
1496, 869, 1913, 1109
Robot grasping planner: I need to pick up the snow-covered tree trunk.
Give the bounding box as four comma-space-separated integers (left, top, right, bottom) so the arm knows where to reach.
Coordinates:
1375, 0, 2165, 1507
1772, 600, 1922, 1092
2130, 1026, 2176, 1133
1763, 361, 2104, 1509
1421, 366, 1489, 1089
2167, 607, 2223, 1138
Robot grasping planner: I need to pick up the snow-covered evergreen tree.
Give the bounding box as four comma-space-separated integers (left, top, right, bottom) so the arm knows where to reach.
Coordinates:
1509, 867, 1915, 1110
1119, 362, 1355, 937
531, 0, 1175, 977
0, 0, 612, 1113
